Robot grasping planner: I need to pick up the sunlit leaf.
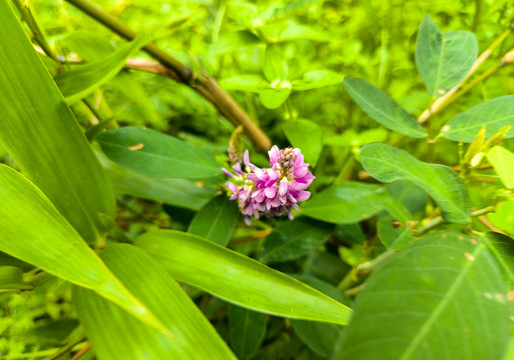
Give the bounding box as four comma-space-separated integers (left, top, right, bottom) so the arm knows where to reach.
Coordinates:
335, 232, 510, 360
293, 70, 344, 91
263, 48, 288, 82
487, 199, 514, 236
486, 145, 514, 188
135, 230, 352, 324
282, 119, 323, 167
360, 143, 470, 224
259, 87, 291, 109
220, 74, 269, 93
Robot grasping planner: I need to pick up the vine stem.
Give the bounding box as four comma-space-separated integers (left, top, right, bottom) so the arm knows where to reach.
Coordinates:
63, 0, 271, 152
416, 206, 495, 236
417, 24, 513, 124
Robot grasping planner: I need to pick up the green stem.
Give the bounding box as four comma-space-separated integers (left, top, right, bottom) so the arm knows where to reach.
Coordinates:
416, 206, 495, 236
42, 338, 87, 360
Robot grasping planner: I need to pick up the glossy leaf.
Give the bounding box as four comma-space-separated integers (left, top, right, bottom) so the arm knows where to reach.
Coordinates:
0, 2, 115, 243
344, 78, 427, 138
96, 149, 215, 211
96, 127, 220, 179
261, 217, 333, 263
487, 146, 514, 188
220, 74, 269, 93
228, 304, 268, 358
188, 195, 240, 246
135, 230, 352, 324
301, 182, 391, 224
259, 87, 291, 109
377, 216, 415, 250
335, 232, 510, 360
282, 119, 323, 167
415, 15, 478, 98
293, 70, 344, 91
55, 35, 150, 104
74, 244, 235, 360
360, 143, 470, 224
0, 165, 160, 330
440, 96, 514, 142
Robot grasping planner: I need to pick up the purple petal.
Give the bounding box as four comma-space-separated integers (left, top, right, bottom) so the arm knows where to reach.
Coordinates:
225, 182, 239, 192
232, 163, 244, 175
295, 190, 311, 202
268, 145, 280, 166
243, 150, 250, 167
278, 179, 289, 196
244, 216, 252, 226
294, 164, 309, 178
265, 185, 277, 199
222, 168, 234, 178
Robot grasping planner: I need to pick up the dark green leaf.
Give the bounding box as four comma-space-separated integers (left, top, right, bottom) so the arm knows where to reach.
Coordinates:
0, 266, 23, 287
261, 217, 333, 263
188, 195, 240, 246
415, 15, 478, 98
74, 244, 235, 359
377, 216, 415, 250
335, 233, 510, 360
0, 3, 115, 243
228, 304, 268, 358
440, 96, 514, 142
360, 143, 470, 224
135, 230, 352, 324
344, 78, 427, 138
96, 127, 221, 179
282, 119, 323, 167
301, 182, 391, 224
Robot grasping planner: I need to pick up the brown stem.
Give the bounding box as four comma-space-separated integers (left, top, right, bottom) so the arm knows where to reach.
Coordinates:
63, 0, 271, 151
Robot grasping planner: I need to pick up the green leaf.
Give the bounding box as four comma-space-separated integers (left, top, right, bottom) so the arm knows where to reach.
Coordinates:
440, 96, 514, 142
74, 244, 235, 360
487, 146, 514, 188
487, 199, 514, 236
301, 182, 391, 224
0, 3, 115, 243
282, 119, 323, 167
261, 217, 333, 263
96, 149, 215, 211
377, 216, 415, 250
0, 165, 161, 331
323, 128, 389, 147
259, 87, 291, 109
0, 266, 23, 287
415, 15, 478, 98
228, 304, 268, 358
293, 70, 344, 91
188, 195, 240, 246
482, 232, 514, 288
135, 230, 352, 324
60, 30, 115, 62
219, 74, 269, 93
260, 21, 329, 43
263, 48, 288, 82
360, 143, 470, 224
334, 233, 510, 360
55, 34, 150, 104
343, 78, 427, 138
96, 127, 221, 179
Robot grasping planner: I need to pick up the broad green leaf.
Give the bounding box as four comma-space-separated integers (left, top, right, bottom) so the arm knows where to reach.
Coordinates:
0, 165, 161, 331
96, 149, 215, 211
487, 199, 514, 236
135, 230, 352, 324
335, 233, 510, 360
263, 48, 288, 82
482, 232, 514, 288
290, 275, 348, 357
60, 30, 115, 62
343, 78, 427, 138
17, 319, 78, 346
219, 74, 269, 93
0, 2, 115, 243
487, 146, 514, 188
440, 96, 514, 142
55, 34, 150, 104
259, 87, 291, 109
360, 143, 470, 224
377, 216, 415, 250
415, 15, 478, 98
96, 127, 221, 179
188, 195, 240, 246
293, 70, 344, 91
228, 304, 268, 358
301, 182, 391, 224
282, 119, 323, 167
74, 244, 235, 360
387, 181, 427, 218
261, 217, 333, 263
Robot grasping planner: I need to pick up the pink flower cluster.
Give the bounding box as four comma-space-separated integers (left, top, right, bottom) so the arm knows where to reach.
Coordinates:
223, 146, 315, 225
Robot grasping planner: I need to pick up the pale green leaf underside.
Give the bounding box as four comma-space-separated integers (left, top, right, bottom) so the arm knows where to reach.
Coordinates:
135, 230, 352, 324
336, 233, 510, 360
74, 244, 235, 360
344, 77, 427, 138
415, 15, 478, 98
360, 143, 470, 224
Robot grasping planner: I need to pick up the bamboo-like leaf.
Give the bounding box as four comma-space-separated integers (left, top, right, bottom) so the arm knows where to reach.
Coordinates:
0, 1, 115, 243
55, 34, 150, 104
135, 230, 352, 324
360, 143, 470, 224
74, 244, 235, 360
335, 233, 510, 360
0, 165, 165, 332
